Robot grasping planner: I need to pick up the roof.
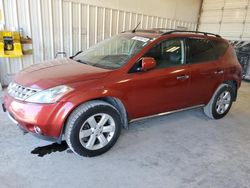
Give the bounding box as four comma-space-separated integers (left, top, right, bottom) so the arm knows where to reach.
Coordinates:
122, 29, 162, 38
123, 28, 221, 39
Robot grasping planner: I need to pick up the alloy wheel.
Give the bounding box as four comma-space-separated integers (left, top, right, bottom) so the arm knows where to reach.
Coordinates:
215, 91, 231, 114
79, 113, 116, 150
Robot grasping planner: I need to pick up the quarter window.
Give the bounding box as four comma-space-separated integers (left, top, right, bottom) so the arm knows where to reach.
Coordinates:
212, 40, 229, 58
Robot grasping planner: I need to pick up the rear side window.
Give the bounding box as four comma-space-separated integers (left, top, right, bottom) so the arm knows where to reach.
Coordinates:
187, 38, 216, 63
212, 40, 229, 59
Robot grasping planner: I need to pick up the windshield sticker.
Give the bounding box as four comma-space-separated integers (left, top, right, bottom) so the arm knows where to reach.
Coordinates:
150, 38, 156, 42
132, 36, 150, 43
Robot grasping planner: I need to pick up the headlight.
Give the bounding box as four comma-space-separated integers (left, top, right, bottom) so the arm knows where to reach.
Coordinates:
25, 85, 74, 104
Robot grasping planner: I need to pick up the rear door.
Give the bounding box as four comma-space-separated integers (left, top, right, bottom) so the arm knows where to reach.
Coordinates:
186, 38, 225, 105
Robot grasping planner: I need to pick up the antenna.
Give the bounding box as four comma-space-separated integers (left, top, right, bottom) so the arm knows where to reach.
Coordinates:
132, 22, 141, 33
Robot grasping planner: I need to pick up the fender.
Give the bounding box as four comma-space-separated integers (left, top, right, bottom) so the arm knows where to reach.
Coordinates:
65, 87, 129, 111
55, 87, 130, 140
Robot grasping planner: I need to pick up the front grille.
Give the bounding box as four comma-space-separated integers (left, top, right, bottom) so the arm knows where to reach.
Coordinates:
7, 82, 40, 101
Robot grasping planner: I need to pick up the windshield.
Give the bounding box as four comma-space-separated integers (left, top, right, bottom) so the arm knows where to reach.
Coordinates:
73, 34, 151, 70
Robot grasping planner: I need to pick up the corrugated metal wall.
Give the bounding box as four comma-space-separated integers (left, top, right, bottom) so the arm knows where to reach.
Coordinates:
0, 0, 197, 85
198, 0, 250, 40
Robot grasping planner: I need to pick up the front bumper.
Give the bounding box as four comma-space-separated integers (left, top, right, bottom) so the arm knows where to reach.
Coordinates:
2, 94, 75, 143
5, 109, 60, 142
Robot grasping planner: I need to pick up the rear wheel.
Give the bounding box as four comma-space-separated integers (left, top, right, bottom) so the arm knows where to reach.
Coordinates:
65, 100, 122, 157
204, 84, 234, 119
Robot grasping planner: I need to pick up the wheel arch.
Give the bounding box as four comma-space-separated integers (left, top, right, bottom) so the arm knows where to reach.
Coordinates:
60, 95, 129, 141
100, 97, 129, 129
223, 80, 238, 101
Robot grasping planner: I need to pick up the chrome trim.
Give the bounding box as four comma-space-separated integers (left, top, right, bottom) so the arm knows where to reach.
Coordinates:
7, 82, 41, 101
7, 112, 18, 125
34, 126, 42, 135
176, 75, 189, 80
130, 104, 205, 123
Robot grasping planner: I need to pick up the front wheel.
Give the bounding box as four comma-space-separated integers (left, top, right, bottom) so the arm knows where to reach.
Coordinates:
204, 84, 234, 119
65, 100, 122, 157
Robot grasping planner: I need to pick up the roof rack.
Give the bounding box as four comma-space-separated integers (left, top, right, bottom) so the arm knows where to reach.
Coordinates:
162, 30, 221, 38
122, 29, 161, 34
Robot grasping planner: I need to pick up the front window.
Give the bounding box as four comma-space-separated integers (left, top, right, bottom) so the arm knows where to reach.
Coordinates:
144, 38, 185, 69
73, 34, 151, 70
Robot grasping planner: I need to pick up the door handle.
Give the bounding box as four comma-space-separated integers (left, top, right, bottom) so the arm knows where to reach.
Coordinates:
214, 70, 224, 75
176, 75, 189, 80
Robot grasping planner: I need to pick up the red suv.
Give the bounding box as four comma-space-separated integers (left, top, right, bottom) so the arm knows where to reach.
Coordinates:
2, 29, 242, 157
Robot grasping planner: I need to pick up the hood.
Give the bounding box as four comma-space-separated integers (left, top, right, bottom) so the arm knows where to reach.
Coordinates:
14, 58, 111, 89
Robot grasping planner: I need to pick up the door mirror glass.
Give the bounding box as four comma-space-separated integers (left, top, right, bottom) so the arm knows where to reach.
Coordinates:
141, 57, 156, 71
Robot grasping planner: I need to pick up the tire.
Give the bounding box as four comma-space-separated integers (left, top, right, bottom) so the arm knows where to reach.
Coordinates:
65, 100, 122, 157
203, 84, 234, 119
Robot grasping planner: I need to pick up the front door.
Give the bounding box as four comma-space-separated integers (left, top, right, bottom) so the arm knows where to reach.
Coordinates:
125, 38, 193, 119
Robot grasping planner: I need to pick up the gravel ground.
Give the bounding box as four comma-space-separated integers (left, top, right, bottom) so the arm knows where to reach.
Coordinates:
0, 82, 250, 188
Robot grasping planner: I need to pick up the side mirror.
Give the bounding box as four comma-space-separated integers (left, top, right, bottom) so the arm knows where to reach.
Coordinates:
141, 57, 156, 71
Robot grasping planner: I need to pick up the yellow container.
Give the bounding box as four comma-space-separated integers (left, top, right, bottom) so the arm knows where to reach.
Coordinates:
0, 31, 23, 58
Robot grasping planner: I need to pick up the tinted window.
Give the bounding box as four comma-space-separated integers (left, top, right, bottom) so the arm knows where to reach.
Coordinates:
212, 40, 229, 58
187, 38, 216, 63
144, 39, 185, 69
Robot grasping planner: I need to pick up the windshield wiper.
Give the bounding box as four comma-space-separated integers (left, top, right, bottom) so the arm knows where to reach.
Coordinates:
69, 50, 83, 59
74, 59, 89, 65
